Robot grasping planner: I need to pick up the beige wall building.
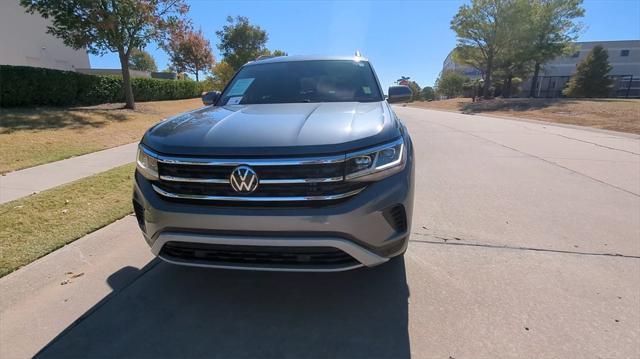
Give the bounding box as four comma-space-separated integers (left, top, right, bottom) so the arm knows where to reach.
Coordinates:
0, 1, 90, 71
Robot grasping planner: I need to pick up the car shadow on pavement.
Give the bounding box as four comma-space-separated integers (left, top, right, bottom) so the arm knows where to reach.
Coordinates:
37, 257, 410, 358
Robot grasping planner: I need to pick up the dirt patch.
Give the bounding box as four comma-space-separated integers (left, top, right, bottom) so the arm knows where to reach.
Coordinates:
408, 98, 640, 134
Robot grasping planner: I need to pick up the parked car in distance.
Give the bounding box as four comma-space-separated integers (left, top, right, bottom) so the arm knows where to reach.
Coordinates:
134, 55, 415, 272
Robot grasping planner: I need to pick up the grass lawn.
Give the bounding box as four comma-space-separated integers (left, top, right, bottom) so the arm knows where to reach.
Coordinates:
0, 98, 202, 174
0, 163, 135, 277
408, 98, 640, 134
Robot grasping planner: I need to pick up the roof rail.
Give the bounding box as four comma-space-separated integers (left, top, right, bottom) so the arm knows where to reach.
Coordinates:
255, 55, 276, 61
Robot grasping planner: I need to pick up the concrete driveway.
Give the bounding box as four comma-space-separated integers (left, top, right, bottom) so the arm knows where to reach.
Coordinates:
1, 107, 639, 358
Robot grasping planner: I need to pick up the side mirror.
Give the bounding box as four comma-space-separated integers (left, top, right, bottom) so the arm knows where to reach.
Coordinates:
387, 86, 413, 103
202, 91, 221, 106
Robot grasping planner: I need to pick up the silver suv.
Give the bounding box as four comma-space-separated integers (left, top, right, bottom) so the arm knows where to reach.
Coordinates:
133, 55, 415, 271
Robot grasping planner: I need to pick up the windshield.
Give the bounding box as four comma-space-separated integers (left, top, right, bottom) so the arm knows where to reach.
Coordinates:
218, 60, 383, 105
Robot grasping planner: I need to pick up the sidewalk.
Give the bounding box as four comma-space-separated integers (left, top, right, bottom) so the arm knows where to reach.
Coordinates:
0, 142, 137, 204
0, 216, 153, 359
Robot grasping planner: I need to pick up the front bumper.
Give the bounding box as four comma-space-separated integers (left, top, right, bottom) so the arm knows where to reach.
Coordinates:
132, 156, 414, 272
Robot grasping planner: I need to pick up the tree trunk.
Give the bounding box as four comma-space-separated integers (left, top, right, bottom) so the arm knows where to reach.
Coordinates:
501, 78, 508, 98
529, 62, 541, 98
195, 66, 199, 81
504, 76, 513, 98
118, 50, 135, 110
483, 55, 493, 99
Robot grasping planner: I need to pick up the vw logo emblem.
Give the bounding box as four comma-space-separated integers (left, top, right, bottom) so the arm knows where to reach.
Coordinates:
229, 165, 259, 193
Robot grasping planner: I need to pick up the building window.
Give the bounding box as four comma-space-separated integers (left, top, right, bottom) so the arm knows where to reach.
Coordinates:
620, 49, 630, 57
571, 51, 580, 58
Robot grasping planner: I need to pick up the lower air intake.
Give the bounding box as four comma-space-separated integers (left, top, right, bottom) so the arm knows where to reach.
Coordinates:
383, 204, 407, 233
160, 241, 358, 267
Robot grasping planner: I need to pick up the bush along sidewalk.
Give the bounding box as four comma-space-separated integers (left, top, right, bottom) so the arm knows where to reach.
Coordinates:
0, 65, 207, 107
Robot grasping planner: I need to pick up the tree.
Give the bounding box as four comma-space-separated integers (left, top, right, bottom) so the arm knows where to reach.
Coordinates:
528, 0, 584, 97
20, 0, 188, 109
396, 76, 411, 85
451, 0, 519, 99
262, 49, 287, 57
166, 27, 215, 81
493, 40, 535, 97
490, 0, 536, 98
207, 61, 236, 91
562, 45, 612, 98
421, 86, 436, 101
406, 81, 422, 101
436, 71, 469, 98
129, 49, 158, 72
216, 16, 268, 71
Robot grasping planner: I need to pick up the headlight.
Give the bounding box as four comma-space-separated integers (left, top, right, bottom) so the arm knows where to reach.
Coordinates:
136, 145, 159, 180
345, 138, 405, 181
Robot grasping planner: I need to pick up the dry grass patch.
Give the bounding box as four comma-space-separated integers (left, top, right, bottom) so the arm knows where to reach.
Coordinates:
0, 98, 202, 173
0, 163, 135, 277
409, 98, 640, 134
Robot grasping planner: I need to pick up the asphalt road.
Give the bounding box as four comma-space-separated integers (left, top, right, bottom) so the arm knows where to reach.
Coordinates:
1, 107, 639, 358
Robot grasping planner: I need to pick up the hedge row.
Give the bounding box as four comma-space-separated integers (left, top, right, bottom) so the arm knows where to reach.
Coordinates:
0, 65, 205, 107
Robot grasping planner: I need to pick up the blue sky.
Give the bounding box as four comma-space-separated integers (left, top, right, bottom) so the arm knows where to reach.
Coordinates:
90, 0, 640, 90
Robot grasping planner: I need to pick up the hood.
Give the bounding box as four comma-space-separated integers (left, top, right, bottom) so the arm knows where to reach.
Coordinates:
142, 102, 400, 156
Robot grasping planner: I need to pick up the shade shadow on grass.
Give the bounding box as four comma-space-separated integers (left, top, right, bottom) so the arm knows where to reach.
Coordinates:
0, 107, 131, 133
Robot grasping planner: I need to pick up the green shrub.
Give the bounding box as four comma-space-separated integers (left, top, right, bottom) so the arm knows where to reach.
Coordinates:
75, 75, 122, 105
0, 65, 203, 107
0, 66, 79, 107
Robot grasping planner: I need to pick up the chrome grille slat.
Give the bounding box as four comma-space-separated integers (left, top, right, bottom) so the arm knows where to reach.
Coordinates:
156, 154, 346, 166
152, 184, 364, 202
160, 175, 229, 184
159, 176, 345, 184
260, 177, 343, 184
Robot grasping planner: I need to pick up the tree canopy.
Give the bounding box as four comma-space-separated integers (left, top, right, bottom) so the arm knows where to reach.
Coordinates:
421, 86, 436, 101
451, 0, 584, 99
562, 45, 612, 98
166, 26, 215, 81
436, 71, 469, 98
129, 49, 158, 72
20, 0, 188, 109
527, 0, 584, 96
264, 49, 288, 57
406, 81, 422, 101
450, 0, 518, 98
207, 61, 236, 91
216, 16, 268, 71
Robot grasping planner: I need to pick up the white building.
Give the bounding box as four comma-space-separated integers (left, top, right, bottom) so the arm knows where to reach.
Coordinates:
0, 1, 90, 71
441, 51, 482, 80
442, 40, 640, 98
523, 40, 640, 98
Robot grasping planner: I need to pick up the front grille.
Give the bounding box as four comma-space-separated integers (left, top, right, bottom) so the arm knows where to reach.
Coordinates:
150, 153, 367, 204
161, 241, 358, 267
160, 162, 343, 180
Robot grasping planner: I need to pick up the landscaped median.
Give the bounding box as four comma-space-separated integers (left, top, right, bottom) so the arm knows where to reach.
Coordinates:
0, 98, 202, 173
0, 163, 135, 277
